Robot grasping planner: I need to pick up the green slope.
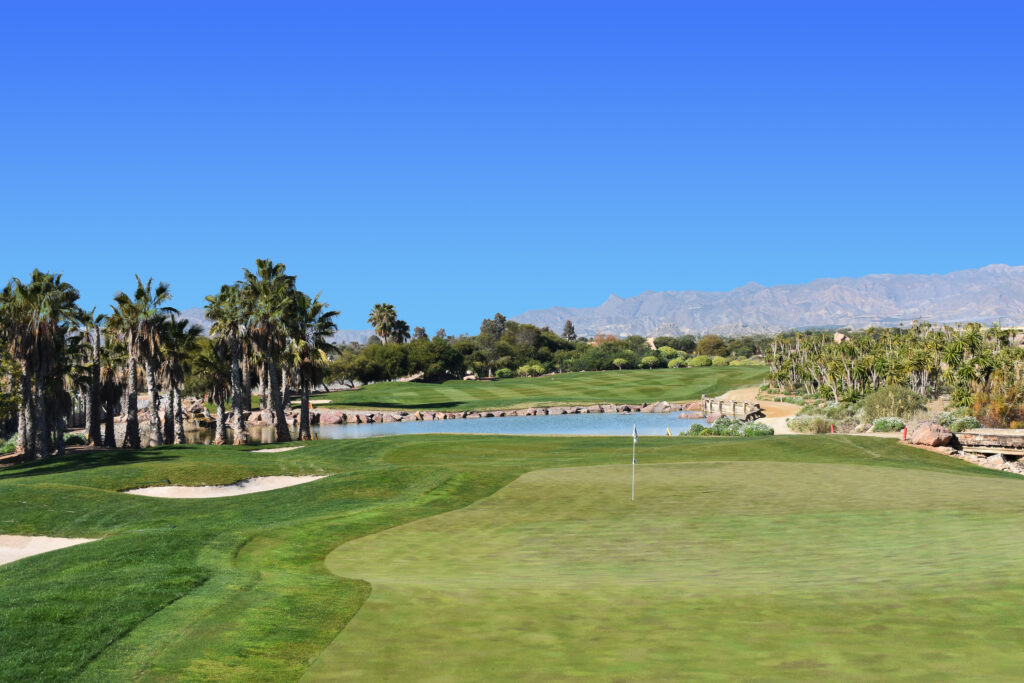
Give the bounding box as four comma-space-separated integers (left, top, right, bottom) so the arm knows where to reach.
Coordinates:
319, 366, 767, 411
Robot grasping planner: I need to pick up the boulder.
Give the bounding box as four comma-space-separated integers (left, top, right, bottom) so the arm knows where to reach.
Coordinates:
834, 332, 849, 344
320, 411, 343, 425
910, 423, 954, 447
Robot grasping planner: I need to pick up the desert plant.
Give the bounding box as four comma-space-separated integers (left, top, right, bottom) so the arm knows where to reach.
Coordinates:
871, 417, 905, 432
860, 386, 926, 422
786, 415, 831, 434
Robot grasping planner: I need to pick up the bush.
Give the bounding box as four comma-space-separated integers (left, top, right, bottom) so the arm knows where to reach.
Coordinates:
742, 422, 775, 437
937, 412, 982, 432
680, 416, 772, 437
658, 346, 679, 359
687, 355, 712, 367
860, 386, 925, 422
1, 435, 16, 454
64, 433, 86, 446
786, 415, 831, 434
711, 356, 729, 367
871, 417, 905, 433
667, 357, 686, 369
495, 368, 514, 379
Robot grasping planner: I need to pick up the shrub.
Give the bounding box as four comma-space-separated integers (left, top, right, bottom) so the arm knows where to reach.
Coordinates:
711, 356, 729, 367
667, 357, 686, 369
860, 386, 925, 422
937, 412, 982, 432
786, 415, 831, 434
742, 422, 774, 437
495, 368, 514, 379
687, 355, 712, 367
872, 417, 905, 432
1, 435, 16, 454
64, 433, 86, 446
658, 346, 679, 359
517, 364, 545, 377
687, 423, 707, 436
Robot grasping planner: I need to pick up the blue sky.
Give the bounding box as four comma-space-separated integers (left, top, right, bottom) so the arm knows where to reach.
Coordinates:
2, 1, 1021, 334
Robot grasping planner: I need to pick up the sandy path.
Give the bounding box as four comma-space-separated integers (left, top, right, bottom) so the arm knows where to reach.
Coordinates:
717, 386, 801, 419
251, 446, 305, 453
123, 475, 327, 498
0, 535, 96, 566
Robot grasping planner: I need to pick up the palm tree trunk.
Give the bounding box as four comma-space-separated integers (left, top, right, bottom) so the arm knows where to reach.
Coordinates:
230, 338, 248, 445
87, 330, 102, 446
258, 364, 267, 409
103, 399, 116, 448
214, 400, 227, 445
33, 355, 50, 458
123, 353, 141, 449
241, 351, 251, 406
299, 380, 311, 440
55, 412, 66, 457
146, 360, 162, 446
267, 360, 291, 442
163, 383, 175, 444
17, 363, 33, 457
281, 366, 291, 408
173, 385, 186, 444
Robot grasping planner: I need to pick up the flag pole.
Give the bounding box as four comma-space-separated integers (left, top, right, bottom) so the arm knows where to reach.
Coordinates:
631, 423, 637, 501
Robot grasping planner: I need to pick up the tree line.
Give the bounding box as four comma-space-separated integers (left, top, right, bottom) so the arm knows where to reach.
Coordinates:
764, 322, 1024, 427
0, 260, 337, 459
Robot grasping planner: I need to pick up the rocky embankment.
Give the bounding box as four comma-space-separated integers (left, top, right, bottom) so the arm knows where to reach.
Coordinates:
908, 423, 1024, 476
311, 400, 703, 425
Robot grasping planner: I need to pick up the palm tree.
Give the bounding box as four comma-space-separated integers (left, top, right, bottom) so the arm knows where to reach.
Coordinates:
161, 316, 202, 444
367, 303, 397, 344
81, 310, 104, 447
205, 284, 250, 444
107, 276, 176, 448
194, 340, 232, 445
240, 260, 296, 443
0, 270, 82, 458
391, 319, 411, 344
287, 291, 338, 440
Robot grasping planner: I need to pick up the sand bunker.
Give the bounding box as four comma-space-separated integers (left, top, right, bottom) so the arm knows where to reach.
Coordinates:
123, 475, 326, 498
251, 446, 304, 453
290, 399, 332, 405
0, 535, 97, 566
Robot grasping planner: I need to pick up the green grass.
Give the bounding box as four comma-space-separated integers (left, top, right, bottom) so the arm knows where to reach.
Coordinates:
318, 366, 767, 412
1, 434, 1022, 680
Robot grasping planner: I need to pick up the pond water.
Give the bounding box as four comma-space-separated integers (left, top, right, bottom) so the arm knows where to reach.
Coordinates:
186, 411, 707, 444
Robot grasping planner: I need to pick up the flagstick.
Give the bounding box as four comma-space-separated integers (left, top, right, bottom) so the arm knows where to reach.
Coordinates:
631, 431, 636, 502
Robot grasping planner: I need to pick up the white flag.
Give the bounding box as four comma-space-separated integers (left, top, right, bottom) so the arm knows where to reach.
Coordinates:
632, 424, 638, 444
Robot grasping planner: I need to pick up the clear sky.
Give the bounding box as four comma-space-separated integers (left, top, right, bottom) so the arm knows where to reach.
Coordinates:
2, 1, 1022, 334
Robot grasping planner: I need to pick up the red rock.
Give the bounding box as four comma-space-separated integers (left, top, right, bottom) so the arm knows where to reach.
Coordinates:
910, 423, 954, 447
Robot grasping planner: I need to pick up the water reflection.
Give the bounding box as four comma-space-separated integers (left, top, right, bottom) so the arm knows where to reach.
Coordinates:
185, 411, 705, 444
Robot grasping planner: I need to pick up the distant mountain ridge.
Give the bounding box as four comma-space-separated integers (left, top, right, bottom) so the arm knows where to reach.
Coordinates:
512, 265, 1024, 337
176, 308, 375, 344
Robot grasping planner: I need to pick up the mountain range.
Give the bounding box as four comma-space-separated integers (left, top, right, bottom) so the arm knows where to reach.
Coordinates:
512, 265, 1024, 337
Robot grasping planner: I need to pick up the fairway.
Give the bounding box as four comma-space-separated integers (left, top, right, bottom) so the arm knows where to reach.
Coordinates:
321, 366, 767, 411
3, 435, 1024, 679
310, 461, 1024, 680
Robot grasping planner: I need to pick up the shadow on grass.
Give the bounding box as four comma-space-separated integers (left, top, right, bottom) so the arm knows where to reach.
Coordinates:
325, 401, 463, 410
0, 448, 180, 480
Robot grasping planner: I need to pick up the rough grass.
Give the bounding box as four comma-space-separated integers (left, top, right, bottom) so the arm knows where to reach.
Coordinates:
0, 435, 1020, 680
319, 366, 768, 412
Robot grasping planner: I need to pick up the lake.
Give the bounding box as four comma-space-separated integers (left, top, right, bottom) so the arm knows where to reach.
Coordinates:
186, 411, 707, 444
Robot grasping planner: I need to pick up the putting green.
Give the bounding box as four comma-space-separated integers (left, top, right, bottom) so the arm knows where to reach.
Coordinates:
308, 461, 1024, 680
